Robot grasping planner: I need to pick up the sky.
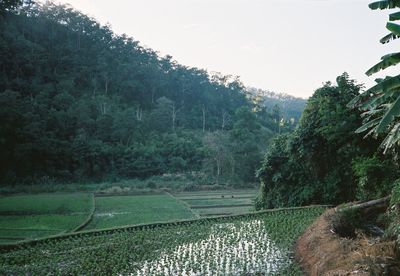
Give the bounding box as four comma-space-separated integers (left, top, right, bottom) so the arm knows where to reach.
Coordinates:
44, 0, 399, 98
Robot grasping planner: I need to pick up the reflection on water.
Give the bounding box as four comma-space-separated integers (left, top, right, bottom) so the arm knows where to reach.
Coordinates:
134, 220, 288, 275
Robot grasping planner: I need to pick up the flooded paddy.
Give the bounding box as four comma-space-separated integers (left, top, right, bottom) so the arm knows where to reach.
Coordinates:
0, 207, 325, 275
137, 220, 288, 275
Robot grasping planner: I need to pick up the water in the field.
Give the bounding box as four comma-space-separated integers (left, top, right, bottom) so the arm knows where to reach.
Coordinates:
134, 220, 289, 275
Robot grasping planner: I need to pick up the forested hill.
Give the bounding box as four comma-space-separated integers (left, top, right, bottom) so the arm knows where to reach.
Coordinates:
247, 87, 307, 122
0, 2, 295, 185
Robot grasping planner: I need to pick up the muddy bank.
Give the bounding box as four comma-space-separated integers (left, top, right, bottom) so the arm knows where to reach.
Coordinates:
295, 209, 400, 275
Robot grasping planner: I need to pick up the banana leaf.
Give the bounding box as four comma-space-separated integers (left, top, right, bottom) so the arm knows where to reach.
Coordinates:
389, 11, 400, 20
387, 22, 400, 35
369, 0, 400, 10
376, 95, 400, 132
355, 117, 381, 133
380, 33, 400, 44
381, 122, 400, 153
366, 52, 400, 76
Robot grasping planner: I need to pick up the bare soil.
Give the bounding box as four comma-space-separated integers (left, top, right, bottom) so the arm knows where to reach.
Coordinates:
295, 209, 400, 275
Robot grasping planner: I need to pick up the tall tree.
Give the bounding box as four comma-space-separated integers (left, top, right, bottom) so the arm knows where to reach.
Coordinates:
257, 74, 384, 208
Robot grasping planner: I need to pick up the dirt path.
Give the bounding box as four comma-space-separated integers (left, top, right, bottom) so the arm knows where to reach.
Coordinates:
295, 209, 399, 275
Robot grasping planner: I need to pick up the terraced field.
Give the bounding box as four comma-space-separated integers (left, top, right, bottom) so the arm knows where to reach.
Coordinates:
0, 193, 94, 244
84, 194, 196, 230
173, 190, 257, 217
0, 190, 257, 244
0, 207, 325, 275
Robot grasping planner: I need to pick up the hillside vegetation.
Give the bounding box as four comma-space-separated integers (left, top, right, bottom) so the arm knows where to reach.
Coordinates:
0, 1, 304, 188
247, 87, 307, 124
256, 74, 399, 208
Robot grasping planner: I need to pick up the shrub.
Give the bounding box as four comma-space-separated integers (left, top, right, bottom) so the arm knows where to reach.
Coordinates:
352, 156, 397, 201
146, 181, 157, 189
331, 208, 363, 238
390, 179, 400, 207
385, 180, 400, 242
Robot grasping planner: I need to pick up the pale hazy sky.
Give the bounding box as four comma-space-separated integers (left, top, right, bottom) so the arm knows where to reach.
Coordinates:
45, 0, 398, 98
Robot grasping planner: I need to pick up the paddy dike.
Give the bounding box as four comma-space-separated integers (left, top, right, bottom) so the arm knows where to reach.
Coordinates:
295, 208, 400, 275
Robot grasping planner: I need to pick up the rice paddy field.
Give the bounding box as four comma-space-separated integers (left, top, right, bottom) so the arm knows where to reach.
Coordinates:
0, 207, 325, 275
173, 190, 257, 217
84, 194, 196, 230
0, 193, 93, 244
0, 190, 257, 245
174, 189, 257, 199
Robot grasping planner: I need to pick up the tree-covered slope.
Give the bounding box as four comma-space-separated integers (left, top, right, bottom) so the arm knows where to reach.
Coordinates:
0, 2, 283, 185
247, 87, 307, 123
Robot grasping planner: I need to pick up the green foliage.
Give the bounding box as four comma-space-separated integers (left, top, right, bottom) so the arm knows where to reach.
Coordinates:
0, 2, 291, 186
390, 179, 400, 206
230, 107, 269, 182
349, 1, 400, 153
352, 156, 398, 200
369, 0, 400, 11
256, 74, 394, 208
384, 180, 400, 241
146, 181, 157, 189
331, 208, 364, 238
247, 87, 307, 125
0, 207, 324, 274
0, 0, 30, 13
201, 107, 271, 184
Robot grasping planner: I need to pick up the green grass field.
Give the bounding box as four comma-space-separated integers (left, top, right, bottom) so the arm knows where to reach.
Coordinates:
85, 194, 196, 230
0, 193, 93, 244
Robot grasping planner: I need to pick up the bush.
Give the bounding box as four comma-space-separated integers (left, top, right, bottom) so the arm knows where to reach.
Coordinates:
331, 208, 363, 238
390, 179, 400, 207
146, 181, 157, 189
352, 156, 397, 201
385, 180, 400, 242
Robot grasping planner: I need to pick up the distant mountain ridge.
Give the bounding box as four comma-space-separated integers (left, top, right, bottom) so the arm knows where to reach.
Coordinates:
247, 87, 307, 122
